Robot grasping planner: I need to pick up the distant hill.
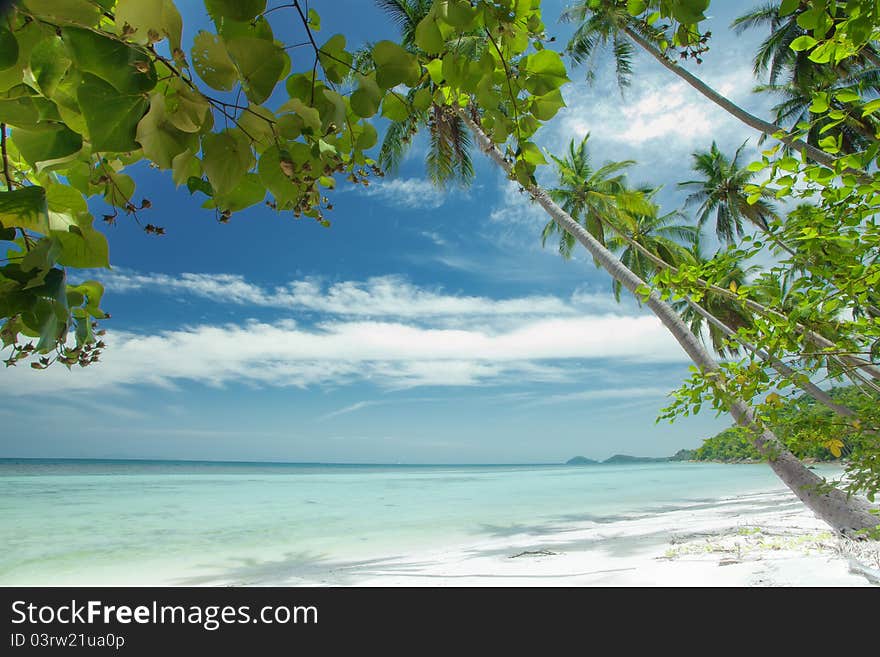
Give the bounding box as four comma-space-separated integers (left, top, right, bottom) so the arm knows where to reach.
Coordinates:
565, 456, 599, 465
565, 454, 673, 465
603, 454, 670, 464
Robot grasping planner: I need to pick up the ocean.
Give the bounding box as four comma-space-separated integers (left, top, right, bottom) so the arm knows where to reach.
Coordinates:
0, 458, 837, 585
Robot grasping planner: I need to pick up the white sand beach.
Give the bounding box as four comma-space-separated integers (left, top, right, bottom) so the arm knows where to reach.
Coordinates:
235, 490, 880, 587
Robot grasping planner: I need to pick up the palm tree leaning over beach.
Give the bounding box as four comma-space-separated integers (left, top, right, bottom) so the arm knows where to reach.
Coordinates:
457, 107, 879, 533
542, 134, 652, 259
604, 194, 696, 301
560, 0, 841, 168
732, 2, 880, 154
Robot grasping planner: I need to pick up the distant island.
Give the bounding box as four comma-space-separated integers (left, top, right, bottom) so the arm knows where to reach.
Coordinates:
565, 453, 686, 465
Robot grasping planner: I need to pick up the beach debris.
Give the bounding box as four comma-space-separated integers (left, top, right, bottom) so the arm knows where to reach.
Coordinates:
508, 549, 558, 559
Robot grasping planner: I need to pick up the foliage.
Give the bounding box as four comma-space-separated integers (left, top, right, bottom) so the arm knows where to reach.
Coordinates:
0, 0, 415, 368
692, 387, 880, 476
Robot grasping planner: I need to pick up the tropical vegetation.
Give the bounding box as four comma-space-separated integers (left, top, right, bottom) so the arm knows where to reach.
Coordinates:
1, 0, 879, 533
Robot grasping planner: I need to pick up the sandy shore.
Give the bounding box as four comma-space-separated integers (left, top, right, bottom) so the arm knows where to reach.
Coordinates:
225, 489, 880, 587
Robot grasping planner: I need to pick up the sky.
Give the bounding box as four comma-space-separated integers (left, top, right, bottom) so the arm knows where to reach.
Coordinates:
1, 0, 782, 463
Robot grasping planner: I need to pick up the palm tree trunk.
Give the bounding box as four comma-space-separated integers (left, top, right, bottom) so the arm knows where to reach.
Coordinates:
460, 107, 878, 534
683, 298, 868, 423
622, 26, 869, 178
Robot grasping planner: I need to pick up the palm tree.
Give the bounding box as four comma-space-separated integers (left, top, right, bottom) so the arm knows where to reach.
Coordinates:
458, 107, 879, 532
753, 75, 880, 154
561, 0, 844, 169
732, 2, 880, 153
733, 2, 880, 88
358, 0, 475, 186
542, 134, 651, 259
679, 141, 778, 244
606, 196, 697, 301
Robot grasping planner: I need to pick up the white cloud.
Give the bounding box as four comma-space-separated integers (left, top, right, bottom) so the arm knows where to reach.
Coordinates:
361, 177, 447, 209
421, 230, 447, 246
5, 313, 688, 395
524, 386, 674, 407
99, 270, 616, 320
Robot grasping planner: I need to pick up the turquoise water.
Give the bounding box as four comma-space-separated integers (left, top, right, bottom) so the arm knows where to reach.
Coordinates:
0, 459, 829, 585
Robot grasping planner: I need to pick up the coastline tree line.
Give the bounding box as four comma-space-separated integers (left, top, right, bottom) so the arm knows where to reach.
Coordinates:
0, 0, 878, 533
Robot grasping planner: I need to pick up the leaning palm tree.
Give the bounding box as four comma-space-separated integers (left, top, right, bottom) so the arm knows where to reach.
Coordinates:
606, 196, 697, 301
732, 1, 880, 88
355, 0, 475, 186
561, 0, 842, 168
457, 108, 879, 532
754, 75, 880, 154
732, 2, 880, 153
542, 134, 651, 259
678, 141, 778, 244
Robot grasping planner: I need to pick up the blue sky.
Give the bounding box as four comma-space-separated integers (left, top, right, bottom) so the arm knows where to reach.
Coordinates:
2, 1, 780, 463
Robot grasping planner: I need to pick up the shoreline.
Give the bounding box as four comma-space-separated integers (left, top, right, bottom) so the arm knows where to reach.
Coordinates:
173, 489, 880, 587
3, 464, 878, 587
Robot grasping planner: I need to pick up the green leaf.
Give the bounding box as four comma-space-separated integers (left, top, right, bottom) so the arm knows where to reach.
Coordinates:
21, 0, 101, 26
0, 86, 61, 128
414, 11, 446, 54
186, 176, 213, 197
164, 80, 213, 133
64, 27, 157, 93
413, 87, 433, 111
519, 141, 546, 166
862, 99, 880, 116
626, 0, 648, 14
437, 0, 477, 28
171, 148, 201, 186
282, 97, 321, 134
779, 0, 799, 16
205, 0, 266, 22
115, 0, 183, 51
77, 73, 149, 152
192, 31, 238, 91
257, 144, 302, 206
28, 36, 70, 97
54, 218, 110, 269
789, 35, 817, 51
0, 26, 18, 71
350, 73, 383, 118
318, 34, 352, 85
68, 280, 106, 317
102, 172, 135, 209
136, 93, 197, 169
425, 58, 444, 84
308, 8, 321, 31
372, 41, 420, 89
809, 92, 829, 114
201, 129, 254, 194
12, 124, 83, 167
381, 93, 410, 122
530, 88, 565, 121
226, 37, 287, 105
355, 122, 377, 151
205, 173, 265, 212
236, 104, 276, 152
521, 50, 569, 95
0, 186, 49, 235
